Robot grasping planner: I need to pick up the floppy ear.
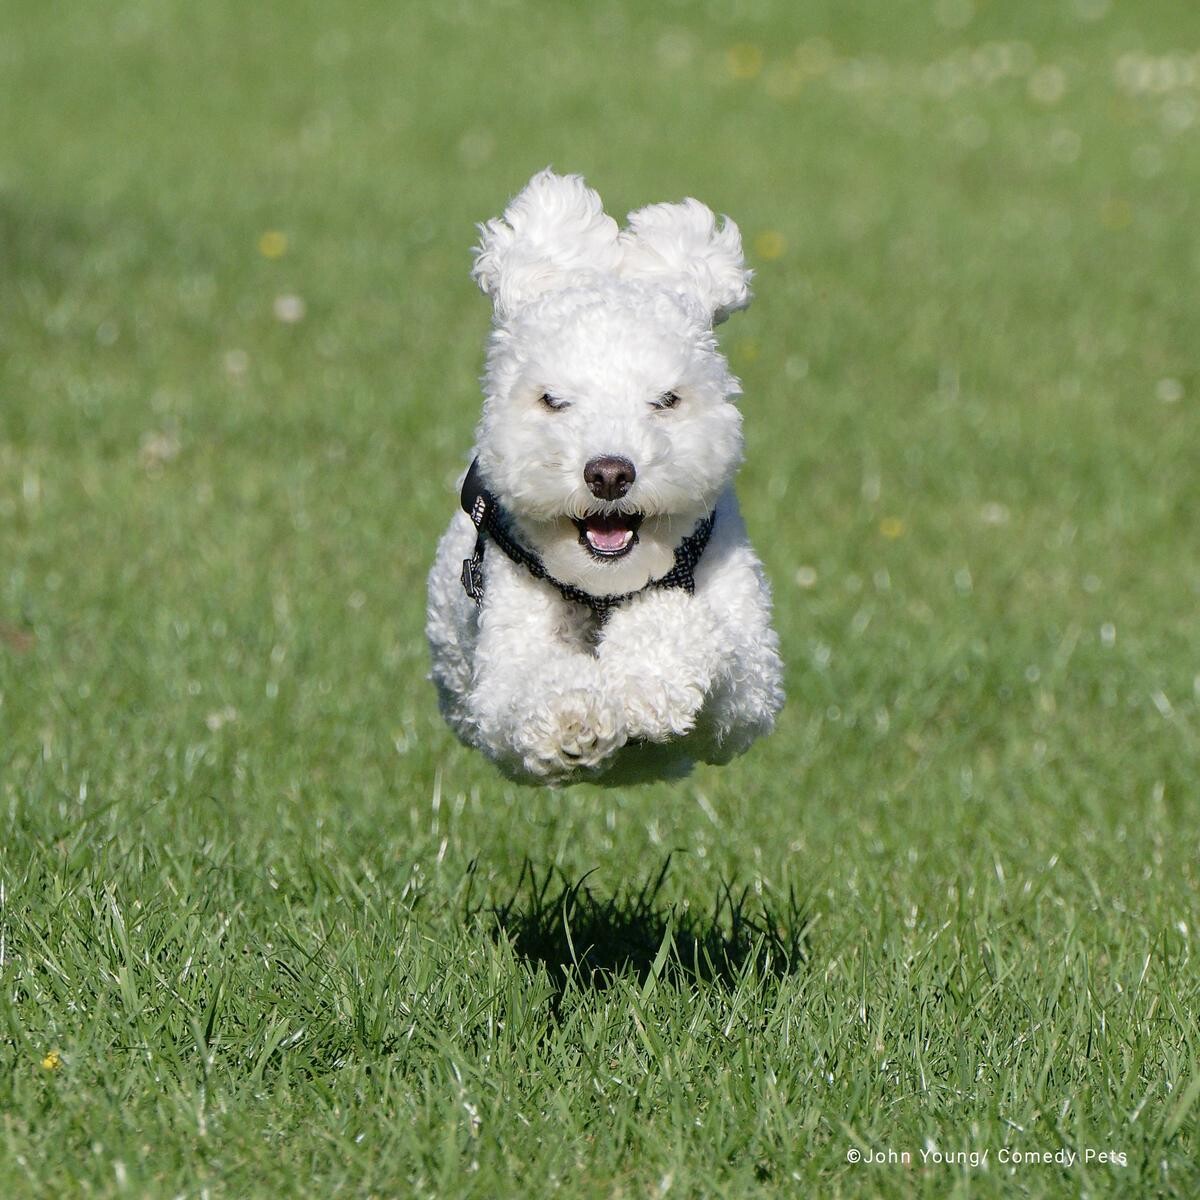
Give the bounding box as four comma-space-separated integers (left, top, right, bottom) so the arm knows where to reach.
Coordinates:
471, 168, 622, 320
618, 198, 753, 325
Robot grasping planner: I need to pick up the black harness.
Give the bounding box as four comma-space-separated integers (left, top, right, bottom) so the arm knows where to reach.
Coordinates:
458, 458, 715, 619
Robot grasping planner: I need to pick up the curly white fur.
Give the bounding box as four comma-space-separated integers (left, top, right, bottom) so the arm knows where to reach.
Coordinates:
427, 169, 784, 784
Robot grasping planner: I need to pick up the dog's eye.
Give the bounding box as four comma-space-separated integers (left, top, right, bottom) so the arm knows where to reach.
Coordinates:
539, 392, 569, 412
654, 391, 682, 410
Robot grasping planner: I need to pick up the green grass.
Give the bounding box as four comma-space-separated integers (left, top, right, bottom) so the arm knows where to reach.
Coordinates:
3, 1, 1200, 1195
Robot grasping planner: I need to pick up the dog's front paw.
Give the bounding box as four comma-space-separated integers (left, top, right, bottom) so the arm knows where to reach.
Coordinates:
622, 678, 707, 744
518, 689, 627, 780
598, 592, 717, 743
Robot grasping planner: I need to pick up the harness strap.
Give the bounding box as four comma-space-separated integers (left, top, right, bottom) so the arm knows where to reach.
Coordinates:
458, 458, 715, 619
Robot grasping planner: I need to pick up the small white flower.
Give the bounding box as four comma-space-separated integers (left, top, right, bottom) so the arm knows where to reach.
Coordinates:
273, 294, 306, 323
1156, 377, 1184, 403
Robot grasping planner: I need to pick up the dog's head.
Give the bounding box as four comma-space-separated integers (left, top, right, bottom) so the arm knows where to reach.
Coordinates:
471, 169, 752, 595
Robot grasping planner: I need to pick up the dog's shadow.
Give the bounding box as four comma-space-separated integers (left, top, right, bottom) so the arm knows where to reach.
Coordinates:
471, 857, 810, 997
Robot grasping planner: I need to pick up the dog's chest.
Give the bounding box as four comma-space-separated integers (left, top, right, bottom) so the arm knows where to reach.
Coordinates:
552, 604, 605, 653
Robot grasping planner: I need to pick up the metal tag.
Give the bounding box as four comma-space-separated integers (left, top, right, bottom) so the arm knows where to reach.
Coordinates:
461, 557, 484, 604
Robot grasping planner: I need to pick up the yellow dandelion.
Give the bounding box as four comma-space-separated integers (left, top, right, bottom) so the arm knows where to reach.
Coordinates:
41, 1049, 63, 1071
727, 43, 764, 81
258, 230, 288, 259
880, 517, 906, 539
753, 230, 787, 261
737, 337, 760, 363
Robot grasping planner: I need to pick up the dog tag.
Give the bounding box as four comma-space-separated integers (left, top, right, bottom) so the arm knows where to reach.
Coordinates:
461, 557, 484, 604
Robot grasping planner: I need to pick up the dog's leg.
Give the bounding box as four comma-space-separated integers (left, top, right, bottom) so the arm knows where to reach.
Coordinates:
597, 589, 721, 743
468, 560, 627, 780
690, 548, 785, 764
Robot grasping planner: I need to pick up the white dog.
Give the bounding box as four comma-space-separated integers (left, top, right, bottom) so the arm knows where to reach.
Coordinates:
426, 169, 784, 783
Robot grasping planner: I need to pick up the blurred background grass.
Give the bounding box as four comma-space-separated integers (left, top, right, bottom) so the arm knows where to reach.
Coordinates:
2, 1, 1200, 1196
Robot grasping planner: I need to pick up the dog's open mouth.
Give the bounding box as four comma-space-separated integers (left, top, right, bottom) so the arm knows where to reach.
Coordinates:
574, 512, 643, 559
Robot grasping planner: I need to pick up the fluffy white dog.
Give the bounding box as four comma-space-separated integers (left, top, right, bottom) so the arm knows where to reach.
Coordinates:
426, 169, 784, 783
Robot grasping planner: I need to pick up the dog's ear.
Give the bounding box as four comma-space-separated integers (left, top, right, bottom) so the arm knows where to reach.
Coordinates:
619, 199, 753, 325
471, 168, 621, 320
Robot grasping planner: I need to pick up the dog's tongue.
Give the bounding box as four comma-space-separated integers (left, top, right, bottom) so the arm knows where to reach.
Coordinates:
585, 514, 634, 553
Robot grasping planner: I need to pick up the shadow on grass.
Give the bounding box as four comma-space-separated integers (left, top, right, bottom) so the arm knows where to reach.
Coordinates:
471, 856, 811, 994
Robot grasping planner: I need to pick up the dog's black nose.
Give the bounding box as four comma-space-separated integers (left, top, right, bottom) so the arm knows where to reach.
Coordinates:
584, 455, 636, 500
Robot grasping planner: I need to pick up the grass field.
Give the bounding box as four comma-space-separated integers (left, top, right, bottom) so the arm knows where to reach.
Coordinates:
3, 1, 1200, 1195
